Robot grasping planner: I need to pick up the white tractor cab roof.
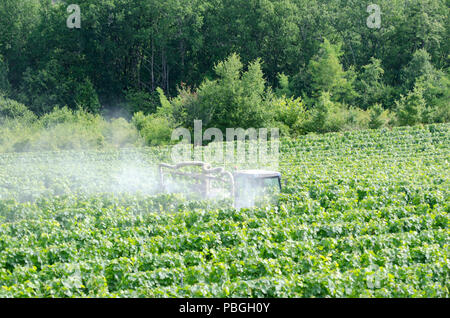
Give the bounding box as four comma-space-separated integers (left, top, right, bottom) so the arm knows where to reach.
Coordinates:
233, 170, 281, 178
158, 162, 281, 208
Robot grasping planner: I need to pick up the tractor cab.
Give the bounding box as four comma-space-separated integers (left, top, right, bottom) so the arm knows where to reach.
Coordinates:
233, 170, 282, 209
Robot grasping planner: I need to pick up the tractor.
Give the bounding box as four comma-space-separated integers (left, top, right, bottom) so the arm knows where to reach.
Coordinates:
158, 162, 281, 209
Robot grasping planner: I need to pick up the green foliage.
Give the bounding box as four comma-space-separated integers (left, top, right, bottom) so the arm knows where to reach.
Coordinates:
396, 84, 427, 126
132, 111, 173, 146
74, 78, 101, 114
103, 117, 144, 148
307, 39, 357, 104
158, 54, 273, 132
18, 57, 102, 115
126, 89, 160, 116
397, 49, 449, 122
401, 49, 437, 91
368, 104, 390, 129
0, 0, 448, 141
156, 86, 190, 126
196, 53, 272, 130
304, 92, 349, 133
356, 58, 388, 110
414, 71, 450, 123
39, 106, 92, 128
0, 95, 36, 123
275, 73, 293, 98
19, 63, 60, 114
271, 96, 306, 136
345, 106, 370, 131
0, 123, 449, 297
308, 39, 345, 94
0, 55, 10, 94
0, 105, 142, 153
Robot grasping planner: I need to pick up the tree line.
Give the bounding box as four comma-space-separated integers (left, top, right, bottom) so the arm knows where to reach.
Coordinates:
0, 0, 448, 146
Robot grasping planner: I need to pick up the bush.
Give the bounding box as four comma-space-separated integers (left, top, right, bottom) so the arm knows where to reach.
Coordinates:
395, 84, 426, 126
0, 95, 36, 123
40, 106, 98, 128
19, 62, 61, 114
132, 112, 173, 146
415, 72, 450, 124
152, 54, 274, 134
103, 117, 143, 148
303, 92, 347, 133
401, 49, 436, 91
275, 73, 293, 98
429, 99, 450, 124
30, 121, 106, 151
307, 39, 357, 104
187, 53, 272, 131
368, 103, 390, 129
271, 96, 306, 136
74, 78, 101, 114
355, 57, 387, 110
0, 105, 141, 153
19, 60, 101, 115
344, 107, 370, 131
157, 86, 191, 127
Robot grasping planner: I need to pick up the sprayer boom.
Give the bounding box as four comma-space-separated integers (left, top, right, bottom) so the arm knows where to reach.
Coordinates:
158, 161, 234, 199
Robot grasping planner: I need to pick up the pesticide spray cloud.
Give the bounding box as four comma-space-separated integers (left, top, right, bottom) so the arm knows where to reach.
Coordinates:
0, 117, 281, 209
0, 148, 162, 202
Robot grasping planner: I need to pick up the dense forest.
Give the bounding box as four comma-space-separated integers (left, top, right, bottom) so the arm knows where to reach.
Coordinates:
0, 0, 449, 149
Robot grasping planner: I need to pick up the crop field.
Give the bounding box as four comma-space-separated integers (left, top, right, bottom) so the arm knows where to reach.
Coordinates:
0, 124, 448, 297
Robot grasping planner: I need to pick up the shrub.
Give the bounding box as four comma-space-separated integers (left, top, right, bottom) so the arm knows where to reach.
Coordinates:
344, 107, 370, 131
401, 49, 436, 91
0, 95, 36, 123
40, 106, 97, 128
0, 105, 141, 153
275, 73, 293, 98
368, 104, 390, 129
271, 96, 306, 136
103, 117, 143, 148
157, 86, 190, 127
39, 106, 75, 128
395, 84, 426, 126
303, 92, 347, 133
189, 53, 272, 131
74, 78, 101, 114
356, 58, 387, 110
153, 54, 273, 133
31, 121, 105, 151
19, 62, 61, 114
132, 112, 173, 146
429, 98, 450, 124
19, 60, 101, 115
415, 72, 450, 124
308, 39, 357, 104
